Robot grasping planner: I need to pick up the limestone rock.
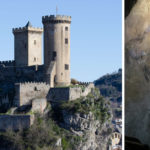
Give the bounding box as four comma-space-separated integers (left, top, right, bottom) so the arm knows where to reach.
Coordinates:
62, 110, 112, 150
126, 0, 150, 146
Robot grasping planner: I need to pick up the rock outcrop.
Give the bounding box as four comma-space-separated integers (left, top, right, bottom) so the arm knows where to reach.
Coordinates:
56, 89, 113, 150
125, 0, 150, 146
0, 88, 113, 150
62, 111, 112, 150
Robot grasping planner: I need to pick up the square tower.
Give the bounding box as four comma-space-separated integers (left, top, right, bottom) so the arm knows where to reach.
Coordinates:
13, 22, 43, 66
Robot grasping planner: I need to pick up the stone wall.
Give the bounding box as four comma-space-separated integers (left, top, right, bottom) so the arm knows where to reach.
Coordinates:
32, 98, 47, 113
0, 60, 15, 67
47, 83, 95, 102
70, 83, 94, 100
0, 95, 9, 106
0, 65, 44, 83
0, 115, 34, 131
47, 87, 69, 102
14, 82, 50, 107
0, 65, 45, 108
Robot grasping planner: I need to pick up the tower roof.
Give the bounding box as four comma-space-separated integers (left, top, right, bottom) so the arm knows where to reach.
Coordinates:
25, 21, 32, 27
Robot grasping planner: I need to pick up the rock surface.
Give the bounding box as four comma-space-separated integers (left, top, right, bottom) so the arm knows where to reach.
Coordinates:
58, 90, 113, 150
126, 0, 150, 146
61, 110, 112, 150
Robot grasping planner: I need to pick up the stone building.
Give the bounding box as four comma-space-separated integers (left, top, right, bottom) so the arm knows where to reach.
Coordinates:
13, 22, 43, 67
0, 14, 96, 131
42, 15, 71, 87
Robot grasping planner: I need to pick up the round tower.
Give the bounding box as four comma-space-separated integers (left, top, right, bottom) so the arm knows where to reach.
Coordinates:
42, 15, 71, 87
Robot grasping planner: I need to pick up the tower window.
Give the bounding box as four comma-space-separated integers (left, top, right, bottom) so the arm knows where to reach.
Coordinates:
65, 38, 68, 44
34, 40, 36, 45
34, 57, 36, 62
34, 87, 37, 91
52, 51, 57, 60
65, 26, 68, 31
65, 64, 69, 70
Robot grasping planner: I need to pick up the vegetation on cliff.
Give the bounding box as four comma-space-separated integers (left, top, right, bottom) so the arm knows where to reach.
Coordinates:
59, 89, 111, 123
0, 88, 112, 150
94, 69, 122, 118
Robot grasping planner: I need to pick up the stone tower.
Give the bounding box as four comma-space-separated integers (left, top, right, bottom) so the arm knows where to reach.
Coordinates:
42, 15, 71, 87
13, 22, 43, 66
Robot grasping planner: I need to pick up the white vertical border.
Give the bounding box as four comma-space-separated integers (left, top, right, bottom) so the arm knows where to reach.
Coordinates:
122, 0, 125, 149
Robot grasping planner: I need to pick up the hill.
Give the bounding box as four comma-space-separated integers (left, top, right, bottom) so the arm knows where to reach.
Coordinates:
94, 69, 122, 118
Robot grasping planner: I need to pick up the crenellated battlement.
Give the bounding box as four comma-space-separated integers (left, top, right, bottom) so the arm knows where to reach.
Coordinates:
14, 82, 50, 107
0, 60, 15, 67
16, 82, 50, 87
42, 15, 71, 24
13, 26, 43, 33
78, 82, 93, 86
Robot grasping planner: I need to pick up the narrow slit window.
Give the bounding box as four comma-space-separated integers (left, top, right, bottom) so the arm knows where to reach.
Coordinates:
65, 26, 68, 31
65, 64, 69, 70
52, 51, 57, 60
65, 38, 68, 44
34, 40, 36, 45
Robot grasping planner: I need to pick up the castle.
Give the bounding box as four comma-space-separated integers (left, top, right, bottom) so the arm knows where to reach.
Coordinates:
0, 14, 94, 131
13, 15, 71, 87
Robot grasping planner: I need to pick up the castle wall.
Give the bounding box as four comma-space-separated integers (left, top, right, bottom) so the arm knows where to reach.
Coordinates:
0, 95, 9, 105
47, 83, 95, 102
32, 98, 47, 113
0, 65, 44, 83
0, 60, 15, 67
0, 65, 45, 108
14, 82, 50, 107
69, 83, 95, 100
47, 87, 69, 102
0, 115, 34, 131
45, 61, 56, 87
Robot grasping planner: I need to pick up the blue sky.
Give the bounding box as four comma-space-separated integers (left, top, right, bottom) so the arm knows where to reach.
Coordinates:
0, 0, 122, 82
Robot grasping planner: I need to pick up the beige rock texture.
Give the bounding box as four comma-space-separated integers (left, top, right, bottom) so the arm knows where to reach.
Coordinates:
126, 0, 150, 145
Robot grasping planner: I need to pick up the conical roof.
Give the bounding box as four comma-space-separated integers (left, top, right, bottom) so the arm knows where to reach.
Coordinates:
25, 21, 32, 27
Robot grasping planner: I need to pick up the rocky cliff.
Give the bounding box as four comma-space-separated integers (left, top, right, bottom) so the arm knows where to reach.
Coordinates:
125, 0, 150, 146
0, 88, 113, 150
